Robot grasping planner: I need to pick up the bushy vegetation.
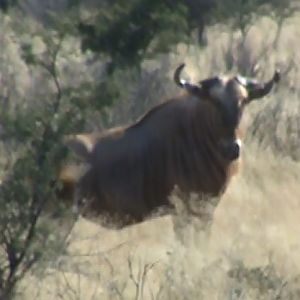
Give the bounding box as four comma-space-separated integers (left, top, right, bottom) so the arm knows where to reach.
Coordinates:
0, 0, 300, 299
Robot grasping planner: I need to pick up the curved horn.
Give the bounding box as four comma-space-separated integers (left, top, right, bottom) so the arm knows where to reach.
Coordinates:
247, 70, 281, 100
174, 63, 202, 95
174, 63, 187, 87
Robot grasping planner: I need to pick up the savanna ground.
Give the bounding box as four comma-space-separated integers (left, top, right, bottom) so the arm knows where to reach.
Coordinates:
2, 10, 300, 300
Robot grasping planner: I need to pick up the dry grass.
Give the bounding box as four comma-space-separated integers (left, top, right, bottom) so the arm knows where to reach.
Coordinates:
16, 140, 300, 299
2, 12, 300, 300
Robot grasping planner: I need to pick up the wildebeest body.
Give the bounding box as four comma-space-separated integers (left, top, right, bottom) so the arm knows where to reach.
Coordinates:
76, 95, 232, 221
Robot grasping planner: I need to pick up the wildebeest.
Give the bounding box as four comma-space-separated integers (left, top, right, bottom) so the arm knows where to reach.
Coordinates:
61, 64, 280, 226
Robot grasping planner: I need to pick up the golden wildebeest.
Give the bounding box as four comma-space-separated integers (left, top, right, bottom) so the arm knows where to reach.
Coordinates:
61, 64, 280, 225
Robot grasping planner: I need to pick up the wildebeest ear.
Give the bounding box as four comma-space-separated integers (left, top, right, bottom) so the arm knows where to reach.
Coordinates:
64, 134, 95, 160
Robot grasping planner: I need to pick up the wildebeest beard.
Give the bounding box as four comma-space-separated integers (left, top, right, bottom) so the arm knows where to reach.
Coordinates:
74, 95, 234, 224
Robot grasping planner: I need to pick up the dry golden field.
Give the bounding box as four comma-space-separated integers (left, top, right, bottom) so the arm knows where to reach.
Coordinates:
2, 12, 300, 300
18, 142, 300, 299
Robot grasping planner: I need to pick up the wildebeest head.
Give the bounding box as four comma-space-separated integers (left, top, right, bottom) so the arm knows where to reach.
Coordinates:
174, 63, 280, 128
